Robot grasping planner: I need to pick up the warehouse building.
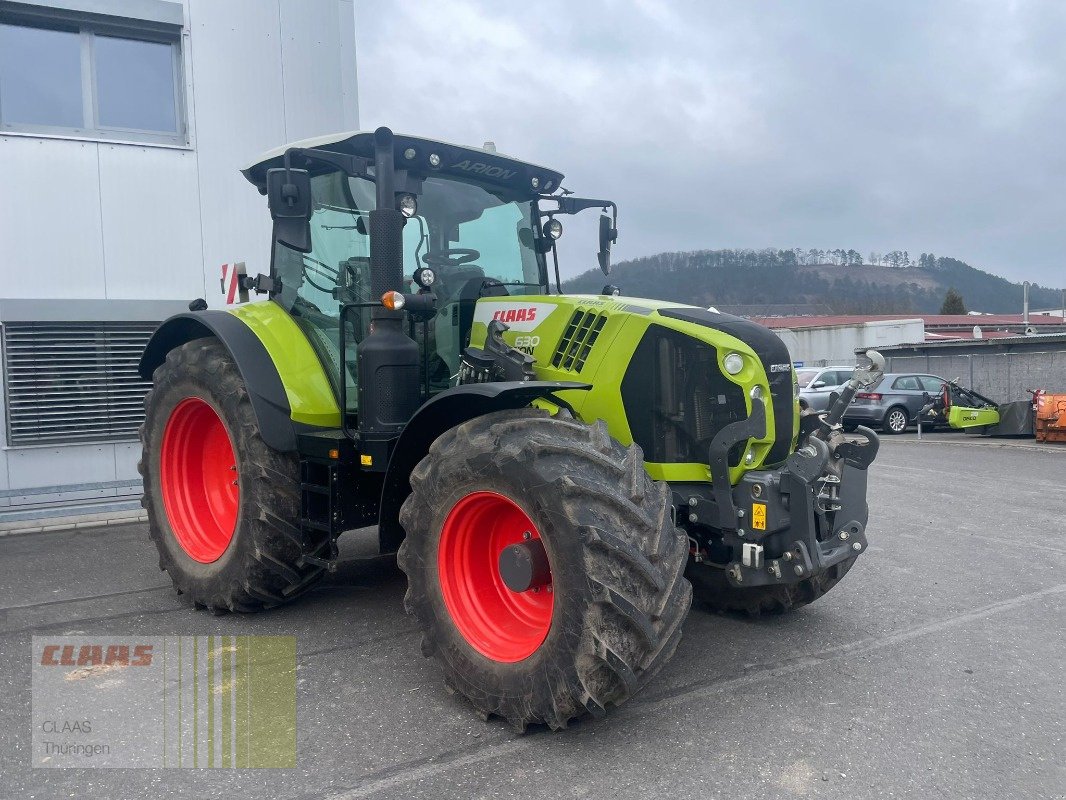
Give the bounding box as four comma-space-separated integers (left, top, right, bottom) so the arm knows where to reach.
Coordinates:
0, 0, 358, 530
874, 334, 1066, 409
753, 313, 1066, 366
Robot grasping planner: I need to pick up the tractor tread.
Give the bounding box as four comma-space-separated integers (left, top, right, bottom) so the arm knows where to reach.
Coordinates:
687, 554, 858, 617
397, 407, 691, 731
140, 339, 328, 613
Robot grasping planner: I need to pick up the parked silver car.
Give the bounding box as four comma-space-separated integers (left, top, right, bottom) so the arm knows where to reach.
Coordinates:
797, 366, 857, 412
843, 373, 948, 434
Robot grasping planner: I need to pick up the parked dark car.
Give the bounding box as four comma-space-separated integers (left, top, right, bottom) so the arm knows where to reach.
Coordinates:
843, 373, 948, 434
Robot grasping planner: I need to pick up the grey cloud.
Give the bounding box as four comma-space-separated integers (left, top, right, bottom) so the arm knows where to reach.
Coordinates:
356, 0, 1065, 287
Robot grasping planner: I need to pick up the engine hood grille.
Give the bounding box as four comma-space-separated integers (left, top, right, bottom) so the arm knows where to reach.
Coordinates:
551, 309, 608, 373
654, 307, 795, 465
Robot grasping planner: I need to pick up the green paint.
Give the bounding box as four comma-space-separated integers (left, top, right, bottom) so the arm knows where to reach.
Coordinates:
177, 636, 182, 768
235, 636, 248, 768
229, 301, 341, 428
221, 636, 232, 769
207, 636, 214, 768
948, 405, 1000, 429
469, 294, 796, 484
193, 636, 198, 768
246, 636, 297, 768
162, 636, 166, 768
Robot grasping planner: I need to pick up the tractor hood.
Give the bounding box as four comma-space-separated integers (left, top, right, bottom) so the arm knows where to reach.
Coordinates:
242, 131, 565, 198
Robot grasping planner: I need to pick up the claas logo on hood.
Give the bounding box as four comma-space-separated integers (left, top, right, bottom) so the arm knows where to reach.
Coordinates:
492, 307, 537, 324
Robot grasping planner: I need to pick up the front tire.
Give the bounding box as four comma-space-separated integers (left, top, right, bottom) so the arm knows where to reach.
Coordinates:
139, 339, 329, 612
688, 555, 859, 616
397, 408, 692, 731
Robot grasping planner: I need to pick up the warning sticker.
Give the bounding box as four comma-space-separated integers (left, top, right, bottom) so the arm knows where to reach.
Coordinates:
752, 502, 767, 531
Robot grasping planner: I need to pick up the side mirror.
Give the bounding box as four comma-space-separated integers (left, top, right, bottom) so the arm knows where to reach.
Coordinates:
810, 381, 826, 389
597, 213, 617, 275
266, 168, 313, 253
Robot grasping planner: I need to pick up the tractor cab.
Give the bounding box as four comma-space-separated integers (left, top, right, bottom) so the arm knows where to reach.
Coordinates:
242, 129, 614, 422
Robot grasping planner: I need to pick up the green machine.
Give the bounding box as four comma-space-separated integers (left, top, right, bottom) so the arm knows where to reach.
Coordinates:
922, 379, 1002, 430
138, 128, 882, 730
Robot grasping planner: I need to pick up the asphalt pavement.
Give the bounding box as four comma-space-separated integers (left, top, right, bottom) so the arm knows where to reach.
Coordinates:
1, 434, 1064, 799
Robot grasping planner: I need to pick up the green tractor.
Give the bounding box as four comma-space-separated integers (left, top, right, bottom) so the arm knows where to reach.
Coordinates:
139, 127, 883, 730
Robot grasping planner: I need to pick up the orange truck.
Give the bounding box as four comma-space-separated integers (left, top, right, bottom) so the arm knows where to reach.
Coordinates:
1035, 391, 1066, 443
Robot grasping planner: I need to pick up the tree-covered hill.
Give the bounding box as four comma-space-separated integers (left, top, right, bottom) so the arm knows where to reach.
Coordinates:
561, 249, 1062, 315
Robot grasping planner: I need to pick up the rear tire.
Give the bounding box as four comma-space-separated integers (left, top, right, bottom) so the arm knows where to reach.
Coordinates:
139, 338, 328, 612
882, 406, 909, 434
687, 555, 858, 616
397, 408, 692, 731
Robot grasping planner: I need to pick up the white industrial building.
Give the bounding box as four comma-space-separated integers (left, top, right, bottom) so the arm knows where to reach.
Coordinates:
755, 317, 925, 367
0, 0, 358, 530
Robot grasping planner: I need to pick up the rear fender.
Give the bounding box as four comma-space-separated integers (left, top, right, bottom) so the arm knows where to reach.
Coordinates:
139, 310, 299, 452
377, 381, 590, 552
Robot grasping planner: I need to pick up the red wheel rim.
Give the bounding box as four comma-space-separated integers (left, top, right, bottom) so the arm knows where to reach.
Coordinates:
438, 491, 554, 663
160, 398, 239, 563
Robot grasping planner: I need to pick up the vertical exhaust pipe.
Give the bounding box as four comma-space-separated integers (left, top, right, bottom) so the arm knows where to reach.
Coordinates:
1023, 281, 1030, 326
357, 127, 421, 466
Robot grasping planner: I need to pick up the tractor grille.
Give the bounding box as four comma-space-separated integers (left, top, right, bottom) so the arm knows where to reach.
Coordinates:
620, 325, 747, 465
551, 309, 607, 372
1, 322, 155, 445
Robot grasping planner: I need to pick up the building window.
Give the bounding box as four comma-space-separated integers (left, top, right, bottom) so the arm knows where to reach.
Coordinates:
1, 322, 156, 445
0, 7, 185, 145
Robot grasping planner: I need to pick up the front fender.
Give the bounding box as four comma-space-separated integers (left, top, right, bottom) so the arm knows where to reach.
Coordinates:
377, 381, 590, 552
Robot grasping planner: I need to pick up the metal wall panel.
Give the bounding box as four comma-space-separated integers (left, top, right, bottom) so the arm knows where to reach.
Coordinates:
186, 0, 285, 286
98, 143, 204, 299
113, 440, 141, 480
0, 440, 9, 493
886, 349, 1066, 404
279, 0, 357, 141
337, 0, 358, 131
0, 137, 106, 298
3, 442, 118, 490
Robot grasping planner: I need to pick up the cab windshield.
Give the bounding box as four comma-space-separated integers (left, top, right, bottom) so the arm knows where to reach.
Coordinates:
403, 175, 546, 295
272, 169, 548, 414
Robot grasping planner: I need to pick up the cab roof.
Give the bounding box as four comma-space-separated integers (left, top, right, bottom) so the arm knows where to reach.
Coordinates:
241, 130, 565, 197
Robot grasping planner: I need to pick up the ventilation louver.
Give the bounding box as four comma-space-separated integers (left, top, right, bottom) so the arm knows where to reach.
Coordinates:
2, 322, 156, 445
551, 309, 607, 372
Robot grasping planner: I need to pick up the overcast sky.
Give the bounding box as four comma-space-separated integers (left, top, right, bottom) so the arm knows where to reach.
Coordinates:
355, 1, 1065, 287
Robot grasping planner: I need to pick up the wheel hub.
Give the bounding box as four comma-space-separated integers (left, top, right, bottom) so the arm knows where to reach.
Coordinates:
438, 491, 554, 663
498, 538, 552, 593
159, 397, 239, 563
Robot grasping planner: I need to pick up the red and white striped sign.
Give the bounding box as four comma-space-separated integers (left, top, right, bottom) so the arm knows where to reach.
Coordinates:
220, 263, 243, 305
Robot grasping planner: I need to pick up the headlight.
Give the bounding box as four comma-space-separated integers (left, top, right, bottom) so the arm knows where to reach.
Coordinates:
413, 266, 436, 288
544, 218, 563, 240
724, 352, 744, 375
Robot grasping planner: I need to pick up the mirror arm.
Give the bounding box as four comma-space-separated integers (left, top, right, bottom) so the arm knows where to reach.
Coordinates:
540, 196, 617, 221
551, 242, 563, 295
